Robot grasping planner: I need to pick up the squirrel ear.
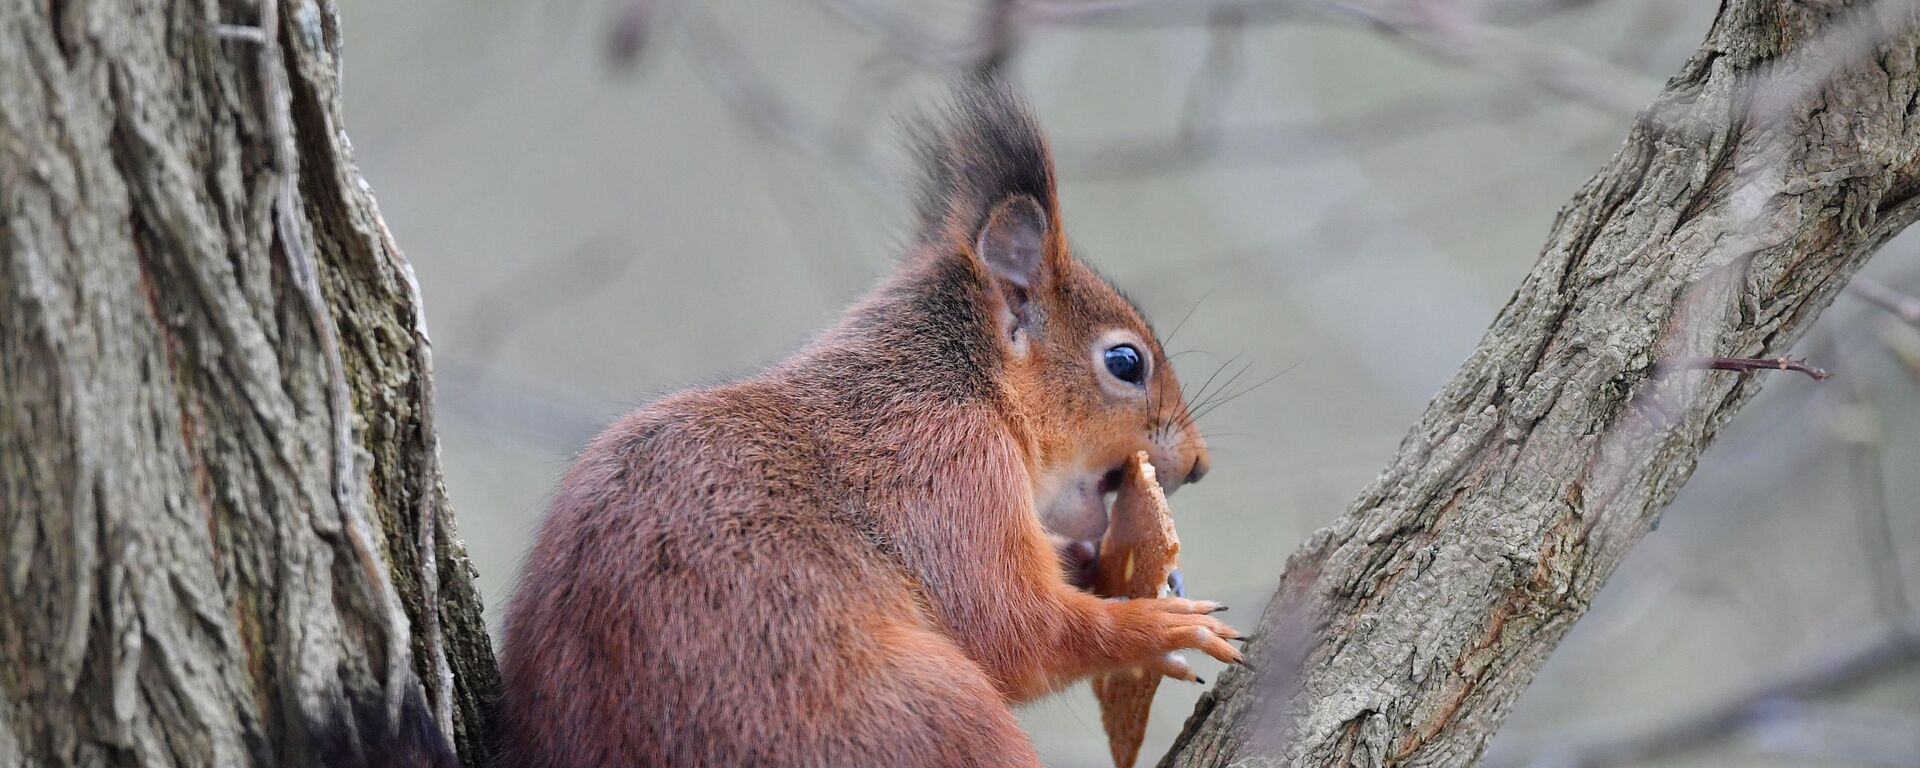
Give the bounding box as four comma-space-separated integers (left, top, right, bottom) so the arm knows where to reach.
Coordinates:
975, 194, 1049, 331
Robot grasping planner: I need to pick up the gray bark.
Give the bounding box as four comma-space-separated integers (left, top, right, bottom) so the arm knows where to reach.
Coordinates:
1162, 2, 1920, 766
8, 0, 1920, 767
0, 2, 497, 767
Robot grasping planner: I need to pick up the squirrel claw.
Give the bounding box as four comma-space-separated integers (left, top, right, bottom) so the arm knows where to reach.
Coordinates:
1140, 651, 1199, 683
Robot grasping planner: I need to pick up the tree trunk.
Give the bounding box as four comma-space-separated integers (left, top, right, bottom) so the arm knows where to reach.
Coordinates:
9, 1, 1919, 767
1163, 2, 1920, 766
0, 1, 497, 766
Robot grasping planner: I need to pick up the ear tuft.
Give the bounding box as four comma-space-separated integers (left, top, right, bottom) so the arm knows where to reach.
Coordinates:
905, 76, 1057, 252
903, 77, 1060, 342
976, 195, 1048, 291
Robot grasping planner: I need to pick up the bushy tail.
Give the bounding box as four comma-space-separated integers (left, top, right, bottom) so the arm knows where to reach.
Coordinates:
313, 686, 462, 768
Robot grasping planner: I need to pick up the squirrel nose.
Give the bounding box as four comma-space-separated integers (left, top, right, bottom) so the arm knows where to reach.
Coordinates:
1184, 453, 1210, 486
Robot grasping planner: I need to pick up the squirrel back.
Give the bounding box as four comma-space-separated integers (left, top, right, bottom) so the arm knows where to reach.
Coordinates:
495, 78, 1234, 768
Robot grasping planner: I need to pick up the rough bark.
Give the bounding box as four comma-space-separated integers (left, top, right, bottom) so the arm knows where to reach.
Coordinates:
0, 2, 497, 767
1162, 2, 1920, 766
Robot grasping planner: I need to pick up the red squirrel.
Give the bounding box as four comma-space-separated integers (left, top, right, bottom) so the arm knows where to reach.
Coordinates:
494, 78, 1240, 767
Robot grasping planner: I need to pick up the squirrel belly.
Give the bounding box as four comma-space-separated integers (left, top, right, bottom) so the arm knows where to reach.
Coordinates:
494, 77, 1236, 768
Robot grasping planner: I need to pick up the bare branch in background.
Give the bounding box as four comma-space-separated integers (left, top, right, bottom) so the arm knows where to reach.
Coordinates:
814, 0, 994, 69
1603, 0, 1684, 68
1880, 319, 1920, 385
691, 0, 1658, 190
1739, 702, 1920, 767
1851, 278, 1920, 328
1486, 623, 1920, 768
1178, 10, 1249, 145
1484, 0, 1605, 25
1337, 0, 1658, 116
608, 0, 657, 66
1031, 0, 1658, 113
1154, 133, 1605, 297
1056, 88, 1538, 179
1015, 0, 1611, 27
459, 230, 637, 375
1827, 339, 1916, 628
973, 0, 1024, 77
437, 363, 613, 450
675, 8, 891, 188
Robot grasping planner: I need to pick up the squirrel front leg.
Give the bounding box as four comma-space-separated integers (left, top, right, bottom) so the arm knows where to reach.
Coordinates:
1005, 566, 1243, 702
899, 434, 1243, 703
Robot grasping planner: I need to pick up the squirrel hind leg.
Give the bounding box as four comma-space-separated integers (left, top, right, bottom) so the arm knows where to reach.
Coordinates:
837, 623, 1042, 768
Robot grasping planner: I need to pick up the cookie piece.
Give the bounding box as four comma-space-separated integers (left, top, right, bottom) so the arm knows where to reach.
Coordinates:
1089, 451, 1180, 768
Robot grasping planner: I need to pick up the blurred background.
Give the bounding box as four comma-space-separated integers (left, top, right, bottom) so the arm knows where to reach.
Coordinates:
332, 1, 1920, 765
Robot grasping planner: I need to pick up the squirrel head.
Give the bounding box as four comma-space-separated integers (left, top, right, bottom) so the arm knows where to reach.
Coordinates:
909, 79, 1211, 541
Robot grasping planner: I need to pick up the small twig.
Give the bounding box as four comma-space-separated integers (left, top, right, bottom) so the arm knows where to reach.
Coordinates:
1651, 356, 1830, 381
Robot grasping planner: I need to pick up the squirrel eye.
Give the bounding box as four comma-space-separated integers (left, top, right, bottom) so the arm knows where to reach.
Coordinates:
1102, 344, 1146, 385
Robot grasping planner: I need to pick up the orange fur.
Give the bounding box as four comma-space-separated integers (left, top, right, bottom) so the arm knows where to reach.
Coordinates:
494, 78, 1236, 767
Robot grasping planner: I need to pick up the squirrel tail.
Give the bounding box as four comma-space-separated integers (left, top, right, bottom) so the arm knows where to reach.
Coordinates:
312, 685, 461, 768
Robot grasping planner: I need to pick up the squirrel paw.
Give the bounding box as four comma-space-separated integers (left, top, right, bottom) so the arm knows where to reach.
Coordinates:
1138, 652, 1201, 683
1119, 597, 1244, 668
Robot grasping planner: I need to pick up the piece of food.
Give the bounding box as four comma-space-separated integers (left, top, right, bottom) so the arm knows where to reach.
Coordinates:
1089, 451, 1180, 768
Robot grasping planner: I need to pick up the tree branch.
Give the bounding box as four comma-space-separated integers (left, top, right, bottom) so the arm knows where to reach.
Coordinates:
1161, 2, 1920, 764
